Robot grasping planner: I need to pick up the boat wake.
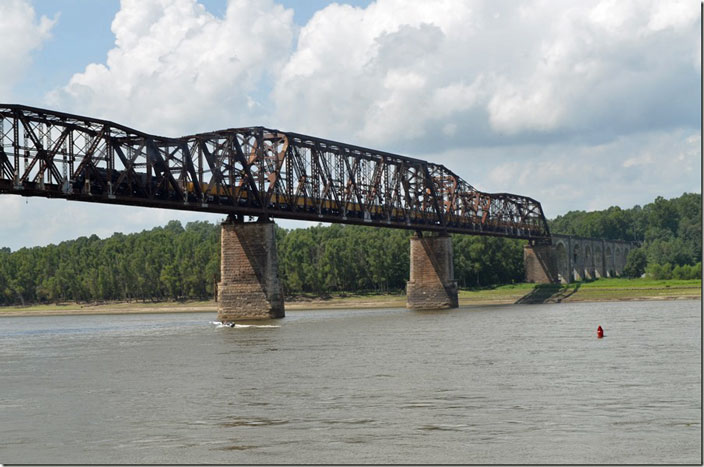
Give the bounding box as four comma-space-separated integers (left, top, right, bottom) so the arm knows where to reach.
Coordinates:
211, 321, 280, 328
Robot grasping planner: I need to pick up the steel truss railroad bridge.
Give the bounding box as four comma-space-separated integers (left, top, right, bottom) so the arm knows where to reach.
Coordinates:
0, 104, 550, 242
0, 104, 562, 317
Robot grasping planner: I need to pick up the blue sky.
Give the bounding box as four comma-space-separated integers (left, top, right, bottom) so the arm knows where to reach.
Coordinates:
0, 0, 700, 251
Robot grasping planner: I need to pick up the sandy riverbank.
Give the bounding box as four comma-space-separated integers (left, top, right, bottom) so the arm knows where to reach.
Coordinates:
0, 280, 699, 317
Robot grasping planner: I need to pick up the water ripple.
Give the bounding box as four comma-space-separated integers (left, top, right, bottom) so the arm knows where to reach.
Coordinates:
219, 417, 289, 428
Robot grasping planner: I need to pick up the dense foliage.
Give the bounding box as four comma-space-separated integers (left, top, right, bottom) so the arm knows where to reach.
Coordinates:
550, 193, 701, 279
0, 221, 220, 305
0, 220, 524, 305
277, 224, 411, 295
0, 193, 699, 305
278, 225, 524, 294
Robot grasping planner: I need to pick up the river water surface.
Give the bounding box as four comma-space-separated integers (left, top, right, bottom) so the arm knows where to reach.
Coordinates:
1, 300, 701, 464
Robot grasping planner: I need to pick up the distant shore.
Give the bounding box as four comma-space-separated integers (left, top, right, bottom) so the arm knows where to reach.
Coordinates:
0, 278, 699, 317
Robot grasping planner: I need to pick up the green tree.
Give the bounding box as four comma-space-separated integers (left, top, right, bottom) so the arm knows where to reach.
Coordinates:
624, 248, 647, 278
646, 263, 673, 280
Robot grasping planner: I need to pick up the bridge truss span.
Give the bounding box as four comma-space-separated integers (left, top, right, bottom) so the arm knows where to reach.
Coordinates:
0, 104, 551, 241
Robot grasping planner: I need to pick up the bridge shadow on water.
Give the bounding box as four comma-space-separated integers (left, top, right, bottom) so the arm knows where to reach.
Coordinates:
515, 283, 581, 304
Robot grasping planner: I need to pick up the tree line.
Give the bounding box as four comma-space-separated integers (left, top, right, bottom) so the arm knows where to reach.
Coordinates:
0, 193, 699, 305
278, 225, 524, 295
0, 219, 524, 305
0, 221, 220, 305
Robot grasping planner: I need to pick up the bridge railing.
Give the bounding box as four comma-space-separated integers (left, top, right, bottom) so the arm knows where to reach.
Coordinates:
0, 104, 551, 240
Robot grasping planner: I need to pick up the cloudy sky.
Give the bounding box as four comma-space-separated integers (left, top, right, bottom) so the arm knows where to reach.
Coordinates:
0, 0, 700, 251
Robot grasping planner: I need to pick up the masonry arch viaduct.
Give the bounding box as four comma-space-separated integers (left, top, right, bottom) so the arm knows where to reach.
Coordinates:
523, 234, 637, 284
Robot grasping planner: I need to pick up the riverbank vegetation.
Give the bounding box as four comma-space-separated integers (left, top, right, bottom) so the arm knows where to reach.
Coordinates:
0, 193, 700, 306
0, 221, 525, 305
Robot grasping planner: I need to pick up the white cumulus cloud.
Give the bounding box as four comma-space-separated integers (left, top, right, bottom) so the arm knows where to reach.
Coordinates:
46, 0, 699, 148
48, 0, 295, 136
0, 0, 55, 99
273, 0, 698, 150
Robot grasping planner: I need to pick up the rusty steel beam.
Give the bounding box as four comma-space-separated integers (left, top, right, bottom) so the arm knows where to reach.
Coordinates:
0, 104, 551, 241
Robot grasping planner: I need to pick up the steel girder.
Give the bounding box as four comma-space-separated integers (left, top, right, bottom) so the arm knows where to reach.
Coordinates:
0, 104, 551, 241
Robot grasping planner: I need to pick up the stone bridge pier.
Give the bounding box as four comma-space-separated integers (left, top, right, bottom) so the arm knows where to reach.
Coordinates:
217, 217, 284, 321
525, 234, 635, 284
406, 232, 459, 310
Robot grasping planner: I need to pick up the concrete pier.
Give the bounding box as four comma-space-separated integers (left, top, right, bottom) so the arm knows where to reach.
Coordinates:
217, 218, 284, 321
406, 233, 458, 310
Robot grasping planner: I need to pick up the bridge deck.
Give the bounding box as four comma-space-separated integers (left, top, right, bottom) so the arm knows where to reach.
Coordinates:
0, 104, 551, 240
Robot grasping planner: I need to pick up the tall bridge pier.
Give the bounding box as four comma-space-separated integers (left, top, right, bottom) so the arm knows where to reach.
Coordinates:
217, 217, 284, 321
406, 232, 459, 310
523, 242, 559, 283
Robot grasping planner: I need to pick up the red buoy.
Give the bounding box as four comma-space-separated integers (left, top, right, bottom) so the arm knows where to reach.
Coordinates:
597, 326, 604, 338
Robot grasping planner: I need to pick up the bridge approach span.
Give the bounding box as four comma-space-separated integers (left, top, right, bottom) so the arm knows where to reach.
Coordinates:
524, 234, 638, 284
0, 104, 550, 241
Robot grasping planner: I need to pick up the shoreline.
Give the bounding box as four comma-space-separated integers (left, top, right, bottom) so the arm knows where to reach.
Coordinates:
0, 290, 699, 318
